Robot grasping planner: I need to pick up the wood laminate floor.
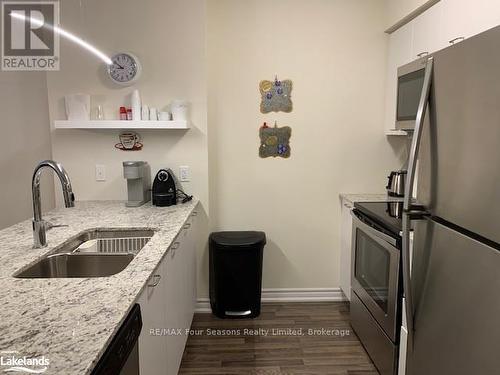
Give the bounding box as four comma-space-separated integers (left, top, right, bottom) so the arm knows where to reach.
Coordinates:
179, 302, 379, 375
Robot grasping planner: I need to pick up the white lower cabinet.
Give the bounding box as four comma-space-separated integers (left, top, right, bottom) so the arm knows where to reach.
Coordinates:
339, 198, 353, 301
138, 210, 198, 375
137, 263, 168, 375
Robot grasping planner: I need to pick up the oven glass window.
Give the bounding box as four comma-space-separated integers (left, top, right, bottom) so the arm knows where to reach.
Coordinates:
397, 68, 425, 121
355, 229, 390, 313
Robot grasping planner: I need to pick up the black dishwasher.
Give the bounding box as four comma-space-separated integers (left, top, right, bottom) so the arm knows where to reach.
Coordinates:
91, 304, 142, 375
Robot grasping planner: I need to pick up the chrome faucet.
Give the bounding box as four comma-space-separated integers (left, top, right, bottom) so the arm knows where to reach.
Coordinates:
32, 160, 75, 248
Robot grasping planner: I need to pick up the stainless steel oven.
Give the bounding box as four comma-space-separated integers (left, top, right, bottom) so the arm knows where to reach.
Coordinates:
396, 57, 429, 130
350, 205, 402, 375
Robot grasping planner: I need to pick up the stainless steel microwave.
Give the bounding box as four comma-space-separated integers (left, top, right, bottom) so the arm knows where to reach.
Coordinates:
395, 57, 430, 130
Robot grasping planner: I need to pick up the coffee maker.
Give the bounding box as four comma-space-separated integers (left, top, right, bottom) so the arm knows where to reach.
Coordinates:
152, 169, 177, 207
122, 161, 151, 207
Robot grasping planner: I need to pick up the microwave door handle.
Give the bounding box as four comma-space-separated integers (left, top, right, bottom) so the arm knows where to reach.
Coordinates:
350, 211, 398, 248
402, 57, 434, 356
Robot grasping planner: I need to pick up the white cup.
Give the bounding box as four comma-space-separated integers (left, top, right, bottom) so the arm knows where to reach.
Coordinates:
170, 100, 189, 121
141, 106, 149, 121
158, 111, 170, 121
65, 94, 90, 120
149, 107, 158, 121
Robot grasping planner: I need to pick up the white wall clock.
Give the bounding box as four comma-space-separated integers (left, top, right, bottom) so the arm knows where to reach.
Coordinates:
107, 52, 142, 85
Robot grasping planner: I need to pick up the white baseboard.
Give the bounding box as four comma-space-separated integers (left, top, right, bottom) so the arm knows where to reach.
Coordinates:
195, 288, 346, 313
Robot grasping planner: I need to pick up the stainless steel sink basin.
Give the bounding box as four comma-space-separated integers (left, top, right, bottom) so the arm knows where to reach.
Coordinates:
16, 253, 135, 278
15, 228, 154, 278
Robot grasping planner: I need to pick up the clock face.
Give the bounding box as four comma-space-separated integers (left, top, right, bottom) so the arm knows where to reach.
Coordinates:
108, 53, 141, 85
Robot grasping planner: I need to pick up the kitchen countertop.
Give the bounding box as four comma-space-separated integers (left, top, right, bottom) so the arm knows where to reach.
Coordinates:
339, 193, 404, 206
0, 200, 198, 375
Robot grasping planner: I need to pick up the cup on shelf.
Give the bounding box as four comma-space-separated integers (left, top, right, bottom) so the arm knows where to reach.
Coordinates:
65, 94, 90, 120
94, 105, 104, 120
149, 107, 158, 121
141, 105, 149, 121
158, 111, 170, 121
170, 100, 189, 121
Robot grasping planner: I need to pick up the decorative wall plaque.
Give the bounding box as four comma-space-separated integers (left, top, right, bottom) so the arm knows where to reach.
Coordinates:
259, 122, 291, 158
259, 76, 293, 113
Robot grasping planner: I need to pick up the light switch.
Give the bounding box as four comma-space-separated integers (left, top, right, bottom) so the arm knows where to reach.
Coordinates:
95, 164, 106, 181
179, 166, 190, 182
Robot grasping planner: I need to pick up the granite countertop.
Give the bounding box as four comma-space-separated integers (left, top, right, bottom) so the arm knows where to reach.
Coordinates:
339, 193, 404, 206
0, 200, 198, 374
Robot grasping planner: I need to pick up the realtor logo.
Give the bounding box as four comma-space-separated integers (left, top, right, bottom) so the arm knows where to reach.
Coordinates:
1, 1, 59, 70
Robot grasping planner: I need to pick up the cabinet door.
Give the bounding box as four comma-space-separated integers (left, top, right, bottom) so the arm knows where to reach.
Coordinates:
165, 240, 184, 375
339, 200, 353, 300
412, 1, 447, 57
185, 215, 197, 322
137, 265, 168, 375
384, 21, 414, 132
178, 219, 196, 348
188, 212, 198, 315
442, 0, 500, 44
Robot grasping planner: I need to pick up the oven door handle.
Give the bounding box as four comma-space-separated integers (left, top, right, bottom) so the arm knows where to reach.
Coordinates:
350, 210, 398, 248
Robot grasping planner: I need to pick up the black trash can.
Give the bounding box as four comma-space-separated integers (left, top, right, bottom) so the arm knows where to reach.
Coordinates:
209, 231, 266, 319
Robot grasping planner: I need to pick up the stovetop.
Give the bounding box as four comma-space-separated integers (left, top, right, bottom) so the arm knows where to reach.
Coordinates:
354, 201, 403, 236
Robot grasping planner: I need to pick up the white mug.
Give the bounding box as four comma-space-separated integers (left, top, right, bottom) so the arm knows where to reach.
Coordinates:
170, 100, 189, 121
158, 111, 170, 121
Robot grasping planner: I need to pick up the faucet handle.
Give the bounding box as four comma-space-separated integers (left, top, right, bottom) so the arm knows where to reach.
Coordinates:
46, 221, 69, 230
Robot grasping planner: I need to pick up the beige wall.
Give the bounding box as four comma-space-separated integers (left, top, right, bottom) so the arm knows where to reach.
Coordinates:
46, 0, 209, 209
38, 0, 406, 298
0, 71, 55, 230
206, 0, 406, 295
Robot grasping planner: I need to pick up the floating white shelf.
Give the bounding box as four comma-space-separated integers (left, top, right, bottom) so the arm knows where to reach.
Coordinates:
385, 129, 408, 136
54, 120, 190, 130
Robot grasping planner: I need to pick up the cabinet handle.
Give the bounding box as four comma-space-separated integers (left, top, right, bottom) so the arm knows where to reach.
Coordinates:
449, 37, 465, 45
148, 274, 161, 287
417, 51, 429, 58
191, 211, 198, 216
183, 223, 191, 229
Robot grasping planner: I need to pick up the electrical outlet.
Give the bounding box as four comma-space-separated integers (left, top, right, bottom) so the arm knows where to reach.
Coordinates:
179, 166, 190, 182
95, 164, 106, 181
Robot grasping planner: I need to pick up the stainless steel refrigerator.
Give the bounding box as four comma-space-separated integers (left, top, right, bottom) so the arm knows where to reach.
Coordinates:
402, 26, 500, 375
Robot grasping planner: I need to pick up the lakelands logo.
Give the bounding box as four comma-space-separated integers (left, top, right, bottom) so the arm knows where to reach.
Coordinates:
1, 1, 59, 70
0, 351, 49, 373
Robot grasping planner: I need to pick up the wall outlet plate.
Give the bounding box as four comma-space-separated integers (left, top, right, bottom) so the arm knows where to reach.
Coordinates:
179, 166, 190, 182
95, 164, 106, 181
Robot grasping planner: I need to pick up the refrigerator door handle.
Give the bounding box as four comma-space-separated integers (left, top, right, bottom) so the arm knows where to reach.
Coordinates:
402, 57, 434, 356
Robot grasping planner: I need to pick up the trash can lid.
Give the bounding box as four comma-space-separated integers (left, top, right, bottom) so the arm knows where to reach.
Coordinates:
210, 231, 266, 246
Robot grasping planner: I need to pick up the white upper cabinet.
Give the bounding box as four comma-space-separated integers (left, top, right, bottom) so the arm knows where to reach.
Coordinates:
442, 0, 500, 44
412, 1, 446, 58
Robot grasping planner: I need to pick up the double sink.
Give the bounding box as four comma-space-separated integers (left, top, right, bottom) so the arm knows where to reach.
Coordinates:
15, 229, 154, 278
